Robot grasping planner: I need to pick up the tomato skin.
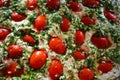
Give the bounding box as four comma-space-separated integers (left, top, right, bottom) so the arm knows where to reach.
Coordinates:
60, 18, 70, 32
34, 15, 47, 32
78, 68, 94, 80
1, 60, 24, 77
75, 30, 85, 45
46, 0, 60, 11
11, 12, 26, 22
69, 2, 81, 12
0, 0, 4, 7
48, 59, 63, 80
5, 62, 18, 76
23, 35, 35, 46
91, 36, 111, 49
98, 61, 113, 73
73, 51, 86, 60
8, 45, 23, 58
81, 17, 95, 26
12, 69, 24, 76
30, 50, 48, 69
0, 28, 11, 40
49, 37, 66, 54
83, 0, 100, 7
104, 9, 117, 22
27, 0, 38, 10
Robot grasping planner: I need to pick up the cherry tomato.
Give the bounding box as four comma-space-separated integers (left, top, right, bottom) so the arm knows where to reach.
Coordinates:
23, 35, 35, 46
83, 0, 100, 7
46, 0, 60, 11
78, 68, 94, 80
81, 17, 95, 26
5, 61, 18, 76
75, 30, 85, 45
60, 18, 70, 32
1, 60, 24, 77
69, 2, 81, 12
34, 15, 47, 32
91, 36, 111, 49
104, 9, 117, 22
98, 61, 113, 73
11, 12, 26, 22
49, 37, 66, 54
73, 51, 86, 60
27, 0, 38, 10
0, 28, 11, 40
8, 44, 23, 58
0, 0, 4, 7
48, 59, 63, 80
12, 69, 24, 77
30, 50, 48, 69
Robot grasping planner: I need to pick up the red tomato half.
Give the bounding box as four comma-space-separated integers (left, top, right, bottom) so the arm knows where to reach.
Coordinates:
0, 0, 4, 7
27, 0, 38, 10
60, 18, 70, 32
104, 9, 117, 22
30, 50, 48, 69
23, 35, 35, 46
1, 60, 24, 77
69, 2, 81, 12
78, 68, 94, 80
73, 51, 86, 60
49, 37, 66, 54
0, 28, 11, 40
81, 17, 95, 26
34, 15, 47, 32
48, 59, 63, 80
11, 12, 26, 22
91, 36, 111, 49
75, 30, 85, 45
8, 45, 23, 58
83, 0, 100, 7
46, 0, 60, 11
98, 61, 113, 73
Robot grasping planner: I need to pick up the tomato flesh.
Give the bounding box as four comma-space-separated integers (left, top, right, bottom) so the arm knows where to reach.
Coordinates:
98, 61, 113, 73
49, 37, 66, 54
104, 9, 117, 22
78, 68, 94, 80
75, 30, 85, 45
60, 18, 70, 32
27, 0, 38, 10
23, 35, 35, 46
73, 51, 86, 60
34, 15, 47, 32
69, 2, 81, 12
0, 28, 11, 40
30, 50, 48, 69
8, 45, 23, 58
46, 0, 60, 11
81, 17, 95, 26
11, 12, 26, 22
91, 36, 111, 49
48, 59, 63, 80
